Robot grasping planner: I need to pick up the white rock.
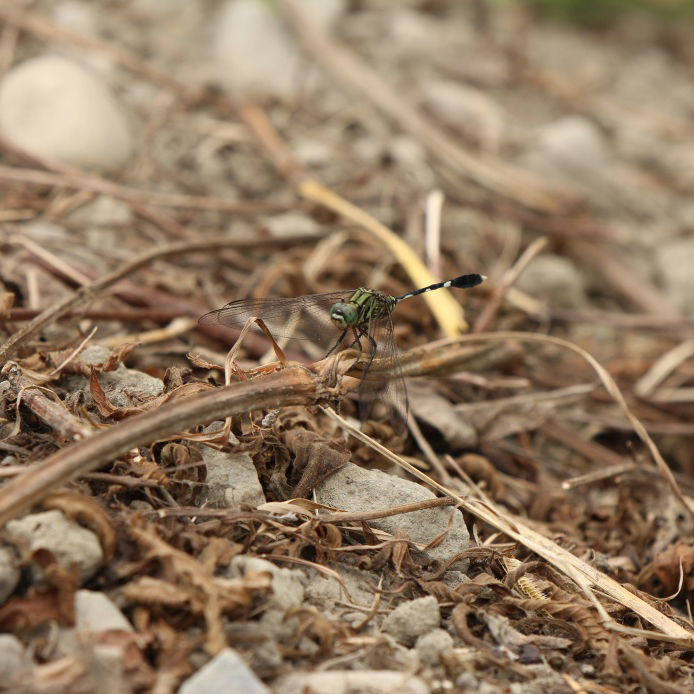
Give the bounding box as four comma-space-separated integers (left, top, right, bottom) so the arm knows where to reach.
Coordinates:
67, 195, 133, 228
656, 239, 694, 317
293, 138, 333, 167
316, 463, 470, 569
304, 564, 377, 609
389, 8, 441, 53
53, 1, 98, 35
6, 510, 103, 582
0, 634, 31, 683
383, 596, 441, 646
0, 55, 133, 171
275, 671, 430, 694
515, 254, 588, 309
0, 545, 20, 605
420, 80, 506, 152
75, 590, 133, 633
227, 557, 306, 643
213, 0, 345, 100
293, 0, 346, 29
531, 116, 607, 178
202, 445, 266, 508
264, 212, 320, 238
415, 628, 454, 666
65, 345, 164, 408
179, 648, 268, 694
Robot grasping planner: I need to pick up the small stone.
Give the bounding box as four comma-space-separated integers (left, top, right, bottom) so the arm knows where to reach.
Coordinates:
415, 628, 454, 666
304, 564, 377, 610
387, 135, 427, 168
247, 638, 283, 678
0, 634, 31, 682
226, 557, 306, 643
264, 213, 320, 238
524, 116, 607, 182
315, 463, 470, 569
53, 1, 98, 35
293, 139, 332, 168
67, 195, 133, 229
0, 55, 133, 171
179, 648, 268, 694
202, 446, 265, 508
65, 345, 164, 408
656, 239, 694, 317
6, 510, 103, 582
420, 80, 506, 152
408, 381, 477, 449
75, 590, 133, 633
97, 367, 164, 408
383, 596, 441, 646
274, 671, 430, 694
213, 0, 345, 101
515, 254, 588, 309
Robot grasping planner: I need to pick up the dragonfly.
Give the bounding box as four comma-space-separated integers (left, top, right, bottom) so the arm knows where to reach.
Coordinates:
200, 273, 486, 432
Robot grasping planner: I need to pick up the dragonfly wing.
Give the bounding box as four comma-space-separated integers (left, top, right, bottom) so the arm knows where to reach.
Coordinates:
200, 291, 353, 351
356, 309, 408, 434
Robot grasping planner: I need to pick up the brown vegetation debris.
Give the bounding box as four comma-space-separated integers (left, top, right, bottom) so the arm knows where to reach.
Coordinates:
2, 1, 694, 692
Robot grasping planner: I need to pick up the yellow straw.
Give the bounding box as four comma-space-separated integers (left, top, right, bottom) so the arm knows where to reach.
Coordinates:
299, 179, 468, 335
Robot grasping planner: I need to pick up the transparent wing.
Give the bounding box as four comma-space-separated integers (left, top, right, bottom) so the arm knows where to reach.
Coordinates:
356, 309, 408, 434
199, 291, 355, 351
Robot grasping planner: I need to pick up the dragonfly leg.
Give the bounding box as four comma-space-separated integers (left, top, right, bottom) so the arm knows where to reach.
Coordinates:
324, 329, 349, 358
362, 329, 378, 377
350, 327, 377, 389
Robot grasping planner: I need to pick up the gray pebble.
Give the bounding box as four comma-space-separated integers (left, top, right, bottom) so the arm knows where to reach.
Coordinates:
316, 463, 470, 570
383, 595, 441, 646
179, 648, 268, 694
6, 510, 103, 582
0, 55, 133, 171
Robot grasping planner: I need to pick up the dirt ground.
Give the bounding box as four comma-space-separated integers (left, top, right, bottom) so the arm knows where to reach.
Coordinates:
1, 1, 694, 692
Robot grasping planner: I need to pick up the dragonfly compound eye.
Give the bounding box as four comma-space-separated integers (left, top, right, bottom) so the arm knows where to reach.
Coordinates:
330, 302, 358, 329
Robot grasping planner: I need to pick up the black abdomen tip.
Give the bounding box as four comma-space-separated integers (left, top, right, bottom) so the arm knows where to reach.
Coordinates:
451, 274, 486, 289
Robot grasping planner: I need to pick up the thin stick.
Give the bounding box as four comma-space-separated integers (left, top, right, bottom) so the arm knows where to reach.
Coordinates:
0, 163, 285, 215
2, 361, 93, 441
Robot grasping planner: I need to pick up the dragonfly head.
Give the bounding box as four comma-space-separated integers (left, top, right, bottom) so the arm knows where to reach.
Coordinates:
330, 301, 359, 329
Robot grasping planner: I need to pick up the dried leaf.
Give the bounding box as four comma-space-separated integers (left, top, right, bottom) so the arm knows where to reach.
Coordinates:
652, 542, 694, 593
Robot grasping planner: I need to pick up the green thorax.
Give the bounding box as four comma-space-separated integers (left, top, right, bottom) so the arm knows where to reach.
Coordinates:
329, 288, 396, 330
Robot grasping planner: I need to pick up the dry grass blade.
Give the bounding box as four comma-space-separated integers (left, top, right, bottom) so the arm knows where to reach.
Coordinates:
634, 338, 694, 398
0, 163, 284, 215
